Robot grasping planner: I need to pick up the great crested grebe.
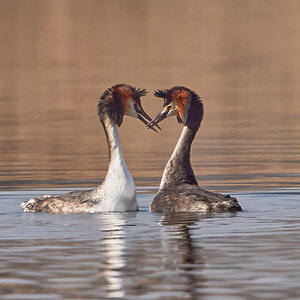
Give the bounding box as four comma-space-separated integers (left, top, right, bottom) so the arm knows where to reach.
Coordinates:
22, 84, 157, 213
147, 86, 242, 213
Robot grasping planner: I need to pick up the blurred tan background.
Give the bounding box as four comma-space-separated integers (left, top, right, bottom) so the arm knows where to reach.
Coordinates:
0, 0, 299, 190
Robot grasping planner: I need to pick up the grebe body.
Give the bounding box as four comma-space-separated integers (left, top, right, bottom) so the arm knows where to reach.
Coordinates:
22, 84, 154, 213
147, 86, 242, 213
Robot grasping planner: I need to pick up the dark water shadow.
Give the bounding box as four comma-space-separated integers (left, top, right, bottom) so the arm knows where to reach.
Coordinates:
158, 213, 209, 300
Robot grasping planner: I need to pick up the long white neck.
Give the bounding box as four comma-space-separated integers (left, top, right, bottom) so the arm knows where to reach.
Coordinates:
104, 117, 127, 175
93, 116, 137, 212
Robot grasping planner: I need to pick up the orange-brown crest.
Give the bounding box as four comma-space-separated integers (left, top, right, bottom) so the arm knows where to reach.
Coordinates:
154, 86, 203, 128
172, 89, 189, 121
115, 85, 133, 114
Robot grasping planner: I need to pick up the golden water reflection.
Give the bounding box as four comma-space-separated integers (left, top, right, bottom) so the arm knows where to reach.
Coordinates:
0, 0, 299, 191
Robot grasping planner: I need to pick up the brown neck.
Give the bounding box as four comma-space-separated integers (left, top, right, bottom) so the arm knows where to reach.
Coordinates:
160, 125, 198, 189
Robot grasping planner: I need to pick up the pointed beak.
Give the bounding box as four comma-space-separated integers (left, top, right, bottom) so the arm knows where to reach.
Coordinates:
146, 109, 169, 130
136, 106, 161, 133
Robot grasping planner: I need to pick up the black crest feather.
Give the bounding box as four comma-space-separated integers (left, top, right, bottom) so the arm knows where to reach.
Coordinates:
98, 84, 125, 127
186, 89, 204, 129
154, 89, 169, 99
134, 87, 148, 97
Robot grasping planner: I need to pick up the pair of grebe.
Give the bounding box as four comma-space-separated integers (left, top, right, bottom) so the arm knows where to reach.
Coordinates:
21, 84, 241, 213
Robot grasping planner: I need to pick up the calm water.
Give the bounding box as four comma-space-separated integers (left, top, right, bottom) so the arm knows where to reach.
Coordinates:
0, 188, 300, 299
1, 0, 300, 299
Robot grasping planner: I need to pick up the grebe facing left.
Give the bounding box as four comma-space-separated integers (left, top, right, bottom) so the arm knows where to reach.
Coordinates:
147, 86, 242, 213
22, 84, 157, 213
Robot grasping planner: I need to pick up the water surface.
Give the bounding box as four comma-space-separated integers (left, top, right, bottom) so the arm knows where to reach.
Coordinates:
1, 188, 300, 299
1, 0, 300, 191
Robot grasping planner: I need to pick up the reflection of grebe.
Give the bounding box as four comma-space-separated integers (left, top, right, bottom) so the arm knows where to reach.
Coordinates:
22, 84, 156, 213
99, 213, 127, 298
159, 213, 206, 299
147, 86, 242, 213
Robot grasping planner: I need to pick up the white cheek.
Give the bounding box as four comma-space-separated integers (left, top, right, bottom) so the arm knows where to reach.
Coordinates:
125, 101, 138, 118
167, 109, 177, 117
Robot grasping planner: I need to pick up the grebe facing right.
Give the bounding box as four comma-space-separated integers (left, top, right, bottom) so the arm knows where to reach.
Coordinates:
147, 86, 242, 213
21, 84, 157, 213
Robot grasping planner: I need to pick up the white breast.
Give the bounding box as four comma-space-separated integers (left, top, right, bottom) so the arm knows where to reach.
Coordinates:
93, 158, 137, 212
92, 118, 138, 212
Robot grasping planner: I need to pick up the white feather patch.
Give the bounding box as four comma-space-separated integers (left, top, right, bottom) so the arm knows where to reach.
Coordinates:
92, 117, 138, 212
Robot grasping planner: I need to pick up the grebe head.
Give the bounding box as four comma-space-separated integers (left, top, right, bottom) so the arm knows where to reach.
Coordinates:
98, 84, 157, 131
147, 86, 204, 130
